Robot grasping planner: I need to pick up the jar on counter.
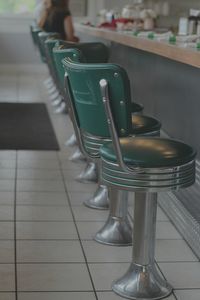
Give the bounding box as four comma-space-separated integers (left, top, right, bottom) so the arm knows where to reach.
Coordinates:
143, 17, 155, 30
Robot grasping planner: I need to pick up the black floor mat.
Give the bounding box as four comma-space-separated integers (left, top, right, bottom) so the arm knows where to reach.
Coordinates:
0, 103, 59, 150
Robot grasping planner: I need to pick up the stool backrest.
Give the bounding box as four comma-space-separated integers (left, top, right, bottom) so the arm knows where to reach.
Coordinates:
45, 38, 61, 87
30, 24, 41, 47
56, 40, 109, 63
53, 42, 108, 94
38, 32, 59, 63
63, 52, 132, 138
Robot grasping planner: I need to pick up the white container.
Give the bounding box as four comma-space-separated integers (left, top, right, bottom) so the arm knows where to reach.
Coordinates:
178, 17, 188, 36
143, 17, 154, 30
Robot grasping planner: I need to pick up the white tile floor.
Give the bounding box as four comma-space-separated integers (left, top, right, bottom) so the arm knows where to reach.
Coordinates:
0, 68, 199, 300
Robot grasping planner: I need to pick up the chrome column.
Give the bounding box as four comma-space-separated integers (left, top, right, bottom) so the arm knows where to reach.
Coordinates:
112, 192, 172, 299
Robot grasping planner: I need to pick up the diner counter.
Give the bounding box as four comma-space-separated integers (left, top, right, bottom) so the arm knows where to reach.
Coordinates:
75, 22, 200, 258
75, 23, 200, 69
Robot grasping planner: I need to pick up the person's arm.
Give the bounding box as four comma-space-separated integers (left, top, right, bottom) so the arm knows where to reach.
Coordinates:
37, 8, 48, 28
64, 15, 79, 42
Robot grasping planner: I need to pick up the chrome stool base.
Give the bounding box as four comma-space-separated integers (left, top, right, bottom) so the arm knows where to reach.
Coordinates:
95, 216, 132, 246
44, 77, 54, 89
112, 263, 172, 300
54, 102, 67, 114
49, 90, 60, 101
51, 97, 63, 107
84, 185, 109, 210
65, 133, 77, 147
95, 190, 132, 246
76, 162, 97, 183
69, 148, 86, 162
48, 85, 57, 95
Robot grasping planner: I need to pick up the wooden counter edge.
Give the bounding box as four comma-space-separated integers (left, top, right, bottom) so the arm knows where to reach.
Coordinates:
75, 23, 200, 69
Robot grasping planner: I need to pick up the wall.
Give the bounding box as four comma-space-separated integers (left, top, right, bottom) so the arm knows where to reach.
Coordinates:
88, 0, 200, 27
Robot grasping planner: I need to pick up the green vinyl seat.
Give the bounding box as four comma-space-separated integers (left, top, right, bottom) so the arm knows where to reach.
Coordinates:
82, 114, 160, 158
101, 137, 195, 168
131, 102, 144, 113
63, 54, 196, 300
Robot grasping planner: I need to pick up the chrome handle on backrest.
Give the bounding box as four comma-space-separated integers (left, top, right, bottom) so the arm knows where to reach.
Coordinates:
100, 79, 140, 175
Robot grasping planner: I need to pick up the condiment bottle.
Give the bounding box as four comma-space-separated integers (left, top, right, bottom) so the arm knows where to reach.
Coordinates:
188, 16, 197, 35
178, 17, 188, 35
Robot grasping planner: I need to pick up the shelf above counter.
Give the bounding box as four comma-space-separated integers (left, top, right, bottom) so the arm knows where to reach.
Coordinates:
75, 23, 200, 69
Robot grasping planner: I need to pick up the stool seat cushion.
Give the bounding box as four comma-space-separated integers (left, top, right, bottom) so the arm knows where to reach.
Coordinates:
131, 102, 143, 113
100, 137, 196, 168
131, 115, 161, 135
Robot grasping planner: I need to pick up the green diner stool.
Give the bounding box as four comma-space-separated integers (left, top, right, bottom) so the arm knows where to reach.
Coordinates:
53, 42, 113, 177
53, 41, 143, 150
38, 31, 61, 96
30, 23, 41, 49
63, 51, 162, 246
64, 55, 196, 298
53, 42, 112, 180
53, 43, 144, 208
44, 37, 66, 112
54, 40, 144, 115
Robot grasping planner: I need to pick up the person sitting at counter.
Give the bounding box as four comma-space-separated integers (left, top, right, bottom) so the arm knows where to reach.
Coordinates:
38, 0, 79, 42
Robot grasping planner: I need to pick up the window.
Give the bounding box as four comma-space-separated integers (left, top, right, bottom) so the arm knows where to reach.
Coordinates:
0, 0, 35, 15
0, 0, 87, 16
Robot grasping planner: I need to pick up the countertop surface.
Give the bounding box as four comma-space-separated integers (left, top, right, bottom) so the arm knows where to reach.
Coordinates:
75, 23, 200, 69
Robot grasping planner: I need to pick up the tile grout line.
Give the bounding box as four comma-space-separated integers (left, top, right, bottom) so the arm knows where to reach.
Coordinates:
156, 262, 179, 300
14, 151, 18, 300
56, 151, 99, 300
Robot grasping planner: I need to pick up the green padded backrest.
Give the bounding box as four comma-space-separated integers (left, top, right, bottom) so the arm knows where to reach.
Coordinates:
45, 37, 61, 67
30, 24, 41, 47
53, 45, 85, 93
38, 32, 59, 63
44, 37, 61, 85
63, 54, 132, 138
52, 41, 108, 94
56, 40, 109, 63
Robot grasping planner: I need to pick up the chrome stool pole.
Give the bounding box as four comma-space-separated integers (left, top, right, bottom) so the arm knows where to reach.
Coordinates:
112, 191, 172, 299
95, 189, 132, 245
